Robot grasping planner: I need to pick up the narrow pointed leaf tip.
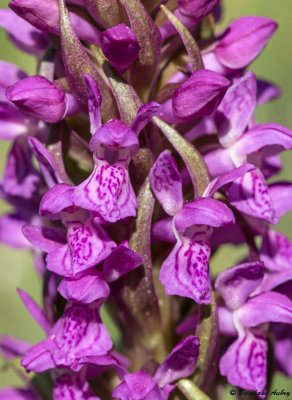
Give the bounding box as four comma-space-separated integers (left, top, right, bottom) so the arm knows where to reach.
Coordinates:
215, 16, 278, 69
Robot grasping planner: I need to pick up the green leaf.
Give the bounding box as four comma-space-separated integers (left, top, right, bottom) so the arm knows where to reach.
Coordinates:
153, 117, 210, 197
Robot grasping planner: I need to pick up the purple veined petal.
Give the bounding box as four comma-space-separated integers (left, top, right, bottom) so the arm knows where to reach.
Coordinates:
0, 214, 31, 249
219, 330, 267, 391
149, 150, 183, 216
0, 9, 49, 55
256, 79, 281, 106
39, 183, 75, 220
154, 335, 200, 386
269, 182, 292, 218
159, 234, 212, 304
273, 324, 292, 377
58, 269, 110, 303
215, 71, 257, 148
171, 69, 230, 122
84, 74, 102, 135
66, 217, 117, 275
130, 102, 161, 136
203, 147, 235, 180
50, 302, 113, 371
0, 388, 38, 400
54, 372, 101, 400
203, 163, 255, 198
0, 61, 27, 88
102, 241, 143, 282
0, 336, 32, 359
174, 198, 234, 233
74, 160, 137, 223
215, 16, 278, 70
17, 289, 51, 334
215, 262, 264, 310
101, 24, 140, 73
3, 139, 40, 200
28, 136, 63, 188
237, 292, 292, 327
260, 229, 292, 272
152, 217, 176, 243
6, 75, 68, 123
227, 168, 278, 225
113, 371, 160, 400
21, 338, 56, 373
232, 123, 292, 159
218, 307, 237, 336
90, 119, 139, 152
22, 225, 66, 252
46, 244, 71, 276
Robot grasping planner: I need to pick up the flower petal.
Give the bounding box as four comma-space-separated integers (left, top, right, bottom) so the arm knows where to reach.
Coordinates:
0, 336, 32, 359
22, 224, 66, 252
149, 150, 183, 216
154, 335, 200, 386
260, 229, 292, 272
84, 74, 102, 135
215, 262, 264, 310
219, 331, 267, 391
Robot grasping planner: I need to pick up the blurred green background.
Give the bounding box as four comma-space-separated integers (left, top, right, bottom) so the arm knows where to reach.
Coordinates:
0, 0, 291, 394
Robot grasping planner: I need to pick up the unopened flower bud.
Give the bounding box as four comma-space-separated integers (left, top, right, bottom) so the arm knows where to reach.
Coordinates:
101, 24, 140, 73
6, 76, 67, 123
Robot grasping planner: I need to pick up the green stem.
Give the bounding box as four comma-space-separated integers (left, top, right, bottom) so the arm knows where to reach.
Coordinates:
177, 379, 212, 400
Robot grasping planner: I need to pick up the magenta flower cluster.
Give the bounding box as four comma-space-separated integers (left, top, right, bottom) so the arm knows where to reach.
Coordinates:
0, 0, 291, 398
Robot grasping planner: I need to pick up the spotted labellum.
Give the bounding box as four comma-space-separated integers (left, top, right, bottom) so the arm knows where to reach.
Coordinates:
0, 0, 291, 398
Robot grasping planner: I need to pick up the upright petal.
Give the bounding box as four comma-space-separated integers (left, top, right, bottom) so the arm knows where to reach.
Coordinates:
215, 262, 264, 310
149, 150, 183, 216
219, 331, 267, 391
84, 74, 102, 135
215, 16, 278, 69
215, 71, 257, 148
159, 234, 212, 303
154, 335, 200, 386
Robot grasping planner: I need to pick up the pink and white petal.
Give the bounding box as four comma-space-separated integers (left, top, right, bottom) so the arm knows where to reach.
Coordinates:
269, 182, 292, 218
0, 336, 32, 359
102, 241, 143, 282
84, 74, 102, 135
58, 269, 110, 303
215, 262, 264, 310
215, 71, 257, 148
227, 168, 277, 224
233, 123, 292, 158
219, 331, 267, 391
260, 229, 292, 272
149, 150, 183, 216
67, 218, 116, 275
203, 163, 255, 198
74, 161, 137, 223
17, 289, 51, 334
174, 198, 234, 233
130, 102, 161, 136
22, 225, 66, 252
159, 236, 212, 304
154, 335, 200, 386
51, 302, 113, 371
218, 307, 237, 337
0, 214, 31, 249
46, 244, 73, 276
237, 292, 292, 327
40, 183, 75, 220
